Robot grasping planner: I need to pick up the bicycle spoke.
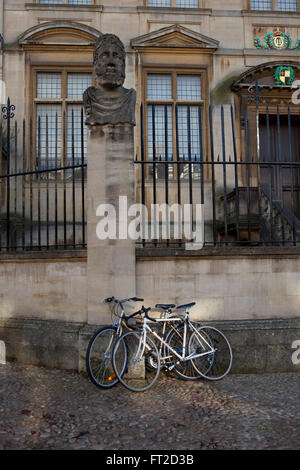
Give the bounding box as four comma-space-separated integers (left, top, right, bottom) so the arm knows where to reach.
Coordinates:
164, 323, 203, 381
190, 326, 232, 380
113, 331, 160, 392
86, 327, 125, 389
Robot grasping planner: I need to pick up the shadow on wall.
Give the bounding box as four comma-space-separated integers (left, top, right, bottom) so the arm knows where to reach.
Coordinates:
0, 316, 300, 374
210, 73, 241, 105
0, 317, 98, 372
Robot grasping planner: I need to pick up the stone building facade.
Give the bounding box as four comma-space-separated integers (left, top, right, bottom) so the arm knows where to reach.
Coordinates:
0, 0, 300, 373
2, 1, 300, 157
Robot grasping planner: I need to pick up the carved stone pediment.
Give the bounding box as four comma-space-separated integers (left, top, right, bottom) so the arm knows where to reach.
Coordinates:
131, 24, 219, 51
19, 21, 100, 48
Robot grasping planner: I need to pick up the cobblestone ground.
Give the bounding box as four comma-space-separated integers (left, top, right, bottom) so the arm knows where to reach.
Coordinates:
0, 363, 299, 450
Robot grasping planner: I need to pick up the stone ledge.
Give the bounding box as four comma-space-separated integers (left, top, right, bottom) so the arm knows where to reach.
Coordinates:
24, 3, 103, 12
1, 247, 300, 263
0, 317, 85, 332
137, 7, 212, 15
136, 246, 300, 259
242, 9, 300, 18
200, 318, 300, 331
0, 250, 87, 262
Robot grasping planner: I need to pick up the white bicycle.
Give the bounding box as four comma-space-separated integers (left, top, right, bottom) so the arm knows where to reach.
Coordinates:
112, 302, 233, 392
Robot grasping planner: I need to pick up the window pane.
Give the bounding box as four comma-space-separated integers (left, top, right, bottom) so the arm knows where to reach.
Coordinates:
67, 73, 92, 99
36, 104, 62, 168
68, 0, 93, 4
148, 0, 171, 6
147, 75, 172, 100
37, 73, 61, 99
67, 105, 87, 163
39, 0, 63, 3
147, 105, 173, 161
177, 75, 201, 101
176, 0, 198, 7
251, 0, 272, 9
177, 105, 202, 178
39, 0, 93, 3
278, 0, 297, 10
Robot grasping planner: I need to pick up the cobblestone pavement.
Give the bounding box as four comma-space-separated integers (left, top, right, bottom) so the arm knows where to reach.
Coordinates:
0, 363, 299, 450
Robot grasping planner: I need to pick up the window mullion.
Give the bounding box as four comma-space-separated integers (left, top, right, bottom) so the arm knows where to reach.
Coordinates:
173, 72, 178, 171
62, 70, 67, 165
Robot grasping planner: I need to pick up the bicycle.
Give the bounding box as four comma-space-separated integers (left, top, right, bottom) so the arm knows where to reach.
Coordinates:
86, 299, 180, 389
112, 302, 232, 392
86, 296, 145, 389
164, 303, 232, 382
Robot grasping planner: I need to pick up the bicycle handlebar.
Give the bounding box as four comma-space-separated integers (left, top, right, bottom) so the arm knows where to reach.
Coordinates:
122, 305, 150, 328
144, 307, 158, 322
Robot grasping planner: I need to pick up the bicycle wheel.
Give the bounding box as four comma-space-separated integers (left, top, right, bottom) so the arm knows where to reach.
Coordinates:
112, 330, 160, 392
86, 326, 127, 389
164, 323, 203, 381
189, 326, 232, 380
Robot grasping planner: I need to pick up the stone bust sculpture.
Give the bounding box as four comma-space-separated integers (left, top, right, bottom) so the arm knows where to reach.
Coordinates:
83, 34, 136, 126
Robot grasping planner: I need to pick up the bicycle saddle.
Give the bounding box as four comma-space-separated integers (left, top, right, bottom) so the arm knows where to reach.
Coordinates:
155, 304, 175, 310
176, 302, 196, 310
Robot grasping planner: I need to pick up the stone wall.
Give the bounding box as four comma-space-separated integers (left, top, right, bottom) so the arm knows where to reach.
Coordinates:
0, 249, 300, 373
136, 249, 300, 322
0, 252, 87, 323
1, 317, 299, 374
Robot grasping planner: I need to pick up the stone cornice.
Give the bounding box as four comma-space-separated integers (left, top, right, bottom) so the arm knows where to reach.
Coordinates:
25, 3, 102, 12
136, 246, 300, 259
242, 9, 300, 18
137, 6, 212, 15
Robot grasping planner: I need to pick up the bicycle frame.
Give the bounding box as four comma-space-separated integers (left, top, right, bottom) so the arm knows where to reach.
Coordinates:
106, 301, 144, 355
133, 313, 217, 365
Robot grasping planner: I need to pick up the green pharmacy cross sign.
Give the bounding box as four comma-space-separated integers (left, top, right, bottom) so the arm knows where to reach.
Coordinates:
254, 30, 300, 50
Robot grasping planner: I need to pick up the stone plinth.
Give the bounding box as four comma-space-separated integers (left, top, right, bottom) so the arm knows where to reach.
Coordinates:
87, 123, 136, 325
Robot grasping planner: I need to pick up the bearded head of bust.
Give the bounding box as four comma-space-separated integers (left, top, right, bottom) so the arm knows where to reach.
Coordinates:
93, 34, 126, 89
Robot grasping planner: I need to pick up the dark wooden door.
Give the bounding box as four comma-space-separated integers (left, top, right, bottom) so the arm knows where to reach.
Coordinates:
259, 114, 300, 217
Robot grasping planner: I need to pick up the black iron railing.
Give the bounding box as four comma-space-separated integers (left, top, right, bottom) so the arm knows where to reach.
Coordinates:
2, 93, 300, 252
136, 98, 300, 248
0, 99, 86, 251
